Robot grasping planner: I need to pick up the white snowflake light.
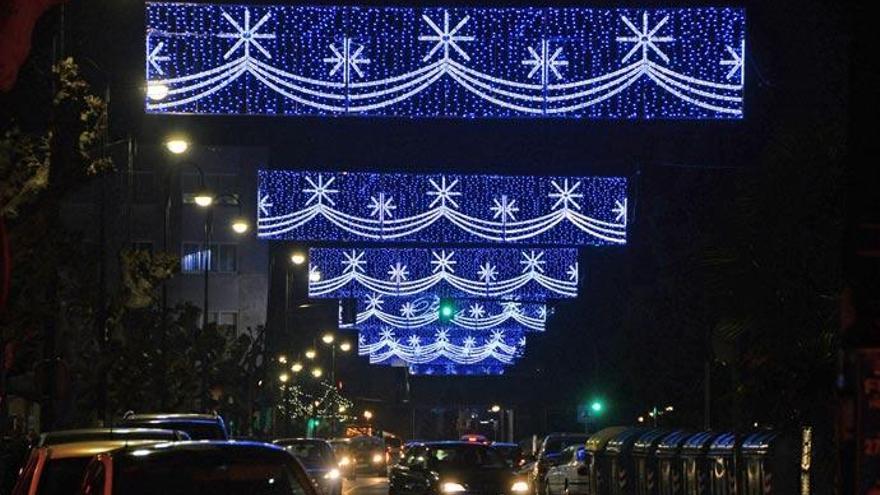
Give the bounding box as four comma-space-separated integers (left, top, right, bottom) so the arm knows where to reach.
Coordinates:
217, 9, 275, 60
616, 12, 674, 63
419, 10, 474, 62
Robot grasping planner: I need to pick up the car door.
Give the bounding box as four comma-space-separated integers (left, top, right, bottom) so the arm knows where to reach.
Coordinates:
561, 449, 589, 495
546, 447, 575, 495
390, 446, 431, 495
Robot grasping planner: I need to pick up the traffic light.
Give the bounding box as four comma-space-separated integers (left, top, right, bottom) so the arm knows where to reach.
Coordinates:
438, 298, 455, 322
589, 399, 605, 415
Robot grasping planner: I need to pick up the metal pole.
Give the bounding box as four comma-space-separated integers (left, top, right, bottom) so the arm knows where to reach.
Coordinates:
203, 207, 212, 330
704, 359, 711, 430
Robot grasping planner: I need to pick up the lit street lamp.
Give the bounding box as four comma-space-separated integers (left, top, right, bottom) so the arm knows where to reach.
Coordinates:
339, 342, 352, 352
312, 367, 323, 378
305, 349, 316, 360
279, 373, 290, 383
147, 83, 169, 101
164, 137, 190, 155
278, 355, 288, 364
290, 252, 306, 265
490, 404, 501, 413
363, 410, 373, 421
291, 362, 304, 373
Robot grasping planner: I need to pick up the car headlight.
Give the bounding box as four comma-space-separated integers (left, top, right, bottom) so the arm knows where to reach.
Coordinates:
511, 481, 529, 493
324, 469, 341, 480
442, 482, 467, 493
372, 453, 384, 463
339, 456, 351, 467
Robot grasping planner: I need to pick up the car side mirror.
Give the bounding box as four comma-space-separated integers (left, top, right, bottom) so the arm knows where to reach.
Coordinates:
575, 448, 587, 463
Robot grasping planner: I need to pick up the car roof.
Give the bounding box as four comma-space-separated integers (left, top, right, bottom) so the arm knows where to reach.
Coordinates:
416, 441, 491, 447
44, 440, 164, 459
274, 438, 331, 445
111, 440, 288, 460
491, 442, 519, 448
123, 413, 220, 421
40, 428, 186, 445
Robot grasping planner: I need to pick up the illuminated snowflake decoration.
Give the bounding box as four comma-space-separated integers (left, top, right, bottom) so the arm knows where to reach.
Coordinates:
549, 179, 583, 210
147, 41, 170, 75
408, 335, 422, 347
468, 303, 486, 319
520, 250, 546, 273
616, 12, 674, 63
387, 262, 410, 283
419, 10, 474, 62
400, 302, 417, 318
341, 250, 366, 274
721, 41, 745, 82
567, 262, 579, 282
324, 38, 371, 84
303, 174, 339, 206
613, 199, 628, 224
258, 194, 273, 216
217, 8, 275, 60
436, 329, 450, 342
366, 293, 384, 311
426, 176, 462, 209
368, 193, 396, 219
522, 40, 568, 84
477, 262, 498, 283
490, 195, 519, 222
430, 250, 457, 273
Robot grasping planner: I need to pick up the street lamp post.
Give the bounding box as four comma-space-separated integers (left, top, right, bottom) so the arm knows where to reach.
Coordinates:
197, 192, 247, 329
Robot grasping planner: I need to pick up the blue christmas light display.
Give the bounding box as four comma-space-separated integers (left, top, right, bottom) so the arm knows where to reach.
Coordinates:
258, 170, 627, 246
146, 3, 744, 119
358, 326, 526, 366
340, 294, 548, 332
309, 247, 578, 300
408, 364, 507, 376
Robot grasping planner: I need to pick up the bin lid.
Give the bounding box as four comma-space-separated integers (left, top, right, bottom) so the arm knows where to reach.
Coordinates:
585, 427, 629, 453
741, 431, 779, 456
680, 431, 721, 455
655, 430, 694, 457
632, 429, 671, 455
707, 432, 738, 457
606, 428, 648, 455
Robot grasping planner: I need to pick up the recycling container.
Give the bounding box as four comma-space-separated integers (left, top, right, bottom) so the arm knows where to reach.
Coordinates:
655, 430, 693, 495
680, 431, 721, 495
633, 430, 671, 495
607, 428, 647, 495
706, 432, 740, 495
740, 431, 797, 495
586, 427, 629, 495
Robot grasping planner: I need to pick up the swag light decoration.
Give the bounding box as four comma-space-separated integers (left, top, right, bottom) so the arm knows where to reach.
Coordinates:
358, 326, 526, 366
257, 170, 627, 245
340, 294, 548, 333
145, 3, 745, 118
309, 247, 579, 300
408, 364, 507, 376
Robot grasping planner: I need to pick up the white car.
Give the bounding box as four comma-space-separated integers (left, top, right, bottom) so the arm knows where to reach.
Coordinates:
544, 445, 590, 495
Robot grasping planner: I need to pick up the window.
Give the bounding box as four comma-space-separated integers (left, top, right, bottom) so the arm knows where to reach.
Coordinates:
181, 243, 237, 273
208, 311, 238, 332
132, 241, 154, 254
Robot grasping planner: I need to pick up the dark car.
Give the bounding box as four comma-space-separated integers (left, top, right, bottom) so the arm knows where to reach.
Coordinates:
78, 441, 319, 495
38, 428, 190, 446
117, 413, 228, 440
389, 441, 529, 495
531, 434, 590, 495
329, 438, 357, 480
349, 436, 387, 476
491, 442, 524, 468
273, 438, 342, 495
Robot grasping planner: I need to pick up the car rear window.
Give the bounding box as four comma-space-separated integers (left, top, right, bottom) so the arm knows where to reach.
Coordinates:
276, 443, 334, 468
428, 445, 507, 469
36, 458, 92, 495
115, 456, 307, 495
125, 421, 225, 440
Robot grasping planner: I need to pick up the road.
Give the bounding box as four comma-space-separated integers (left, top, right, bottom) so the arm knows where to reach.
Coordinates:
344, 476, 389, 495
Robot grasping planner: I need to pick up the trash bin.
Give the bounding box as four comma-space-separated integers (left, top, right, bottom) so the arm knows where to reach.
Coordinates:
680, 431, 721, 495
607, 428, 647, 495
633, 430, 671, 495
655, 430, 693, 495
586, 427, 629, 495
706, 432, 740, 495
740, 431, 797, 495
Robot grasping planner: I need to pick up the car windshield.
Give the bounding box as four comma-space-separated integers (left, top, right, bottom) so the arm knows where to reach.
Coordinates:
127, 421, 224, 440
349, 437, 382, 452
37, 457, 92, 495
428, 445, 507, 469
114, 455, 305, 495
277, 443, 334, 468
544, 437, 588, 454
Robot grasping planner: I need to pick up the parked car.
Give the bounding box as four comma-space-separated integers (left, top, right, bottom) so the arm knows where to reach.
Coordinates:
389, 441, 529, 495
38, 428, 190, 447
12, 440, 160, 495
328, 438, 357, 480
492, 442, 524, 468
117, 412, 228, 440
543, 445, 589, 495
273, 438, 342, 495
531, 434, 590, 495
77, 441, 319, 495
349, 436, 387, 476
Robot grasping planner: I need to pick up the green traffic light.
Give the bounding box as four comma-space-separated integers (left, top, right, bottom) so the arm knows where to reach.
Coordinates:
590, 401, 604, 413
438, 298, 455, 321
